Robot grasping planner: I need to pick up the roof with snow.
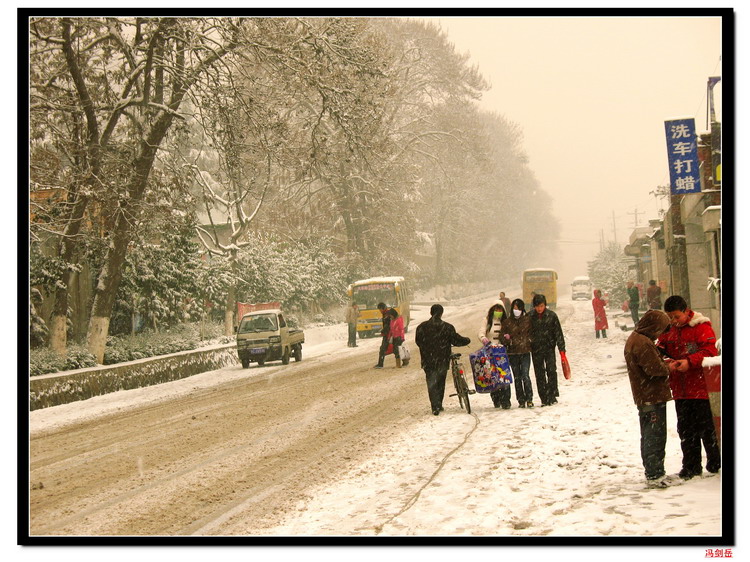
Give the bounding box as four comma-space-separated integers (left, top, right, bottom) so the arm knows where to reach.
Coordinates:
240, 309, 282, 318
349, 276, 406, 286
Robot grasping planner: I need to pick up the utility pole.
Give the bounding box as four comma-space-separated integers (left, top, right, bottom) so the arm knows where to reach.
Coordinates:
627, 207, 642, 228
612, 210, 617, 245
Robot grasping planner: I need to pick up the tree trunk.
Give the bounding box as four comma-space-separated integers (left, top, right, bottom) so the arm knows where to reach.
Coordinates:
48, 315, 68, 357
86, 216, 131, 363
86, 315, 110, 364
48, 195, 89, 356
85, 113, 174, 362
224, 284, 236, 337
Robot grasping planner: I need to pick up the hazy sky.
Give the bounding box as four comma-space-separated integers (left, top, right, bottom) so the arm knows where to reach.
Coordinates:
427, 15, 723, 284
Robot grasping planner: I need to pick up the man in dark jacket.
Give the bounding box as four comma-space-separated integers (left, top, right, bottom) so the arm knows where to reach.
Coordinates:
627, 281, 641, 325
415, 304, 471, 415
374, 302, 392, 368
646, 280, 662, 310
529, 294, 566, 406
624, 309, 674, 488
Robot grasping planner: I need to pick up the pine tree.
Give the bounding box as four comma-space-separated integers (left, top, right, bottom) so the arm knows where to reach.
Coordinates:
588, 242, 630, 305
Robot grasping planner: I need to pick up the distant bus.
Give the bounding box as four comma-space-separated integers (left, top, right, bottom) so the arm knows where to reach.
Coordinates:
522, 268, 558, 310
347, 276, 411, 339
571, 276, 593, 300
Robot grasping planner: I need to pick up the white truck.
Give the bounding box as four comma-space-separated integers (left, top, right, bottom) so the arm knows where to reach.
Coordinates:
236, 307, 304, 368
571, 276, 593, 300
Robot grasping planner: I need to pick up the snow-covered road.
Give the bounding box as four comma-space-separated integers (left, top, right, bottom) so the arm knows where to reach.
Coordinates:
265, 296, 723, 537
28, 290, 723, 541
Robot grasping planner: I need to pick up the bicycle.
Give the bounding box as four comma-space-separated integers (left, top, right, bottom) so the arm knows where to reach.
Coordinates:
449, 352, 475, 414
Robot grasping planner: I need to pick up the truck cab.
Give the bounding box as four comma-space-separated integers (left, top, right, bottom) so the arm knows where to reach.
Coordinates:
236, 309, 305, 368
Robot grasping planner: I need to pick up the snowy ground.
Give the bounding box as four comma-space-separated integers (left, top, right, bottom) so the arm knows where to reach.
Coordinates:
265, 297, 724, 539
23, 289, 731, 561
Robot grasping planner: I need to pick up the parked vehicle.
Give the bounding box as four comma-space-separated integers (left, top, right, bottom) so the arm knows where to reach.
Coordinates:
347, 276, 411, 339
522, 268, 558, 310
571, 276, 593, 300
236, 306, 304, 368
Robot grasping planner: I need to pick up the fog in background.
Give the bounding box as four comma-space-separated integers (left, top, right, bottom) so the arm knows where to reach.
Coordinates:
429, 16, 723, 287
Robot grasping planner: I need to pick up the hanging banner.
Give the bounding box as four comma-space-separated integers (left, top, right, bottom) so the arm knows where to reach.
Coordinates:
664, 118, 702, 194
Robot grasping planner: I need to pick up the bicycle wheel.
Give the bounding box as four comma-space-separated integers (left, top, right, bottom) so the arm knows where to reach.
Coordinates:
458, 371, 472, 414
452, 362, 471, 414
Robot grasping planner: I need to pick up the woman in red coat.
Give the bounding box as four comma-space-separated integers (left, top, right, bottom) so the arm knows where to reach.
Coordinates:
592, 289, 608, 338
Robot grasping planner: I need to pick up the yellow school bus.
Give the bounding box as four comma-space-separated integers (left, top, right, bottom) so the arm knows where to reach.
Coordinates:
522, 268, 558, 310
347, 276, 411, 339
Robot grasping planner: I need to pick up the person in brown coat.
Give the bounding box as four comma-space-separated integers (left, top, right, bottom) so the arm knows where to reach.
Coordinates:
646, 280, 662, 310
624, 309, 674, 488
502, 298, 534, 408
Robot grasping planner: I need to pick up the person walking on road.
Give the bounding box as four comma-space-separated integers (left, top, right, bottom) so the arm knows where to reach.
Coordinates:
415, 304, 471, 415
502, 298, 534, 408
627, 281, 641, 325
647, 280, 662, 310
592, 289, 609, 339
530, 294, 567, 406
499, 292, 512, 314
624, 309, 675, 488
346, 302, 359, 347
388, 308, 405, 368
657, 295, 721, 480
373, 302, 392, 369
478, 300, 511, 408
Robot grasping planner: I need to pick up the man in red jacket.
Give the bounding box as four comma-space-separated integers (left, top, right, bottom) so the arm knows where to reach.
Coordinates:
657, 295, 720, 480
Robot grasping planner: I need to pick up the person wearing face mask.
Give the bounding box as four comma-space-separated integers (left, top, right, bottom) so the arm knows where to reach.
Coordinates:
479, 301, 511, 408
502, 298, 534, 408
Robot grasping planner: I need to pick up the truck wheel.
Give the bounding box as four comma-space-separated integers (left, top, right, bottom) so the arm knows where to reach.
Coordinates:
294, 345, 302, 362
257, 359, 265, 367
241, 358, 249, 369
282, 347, 290, 365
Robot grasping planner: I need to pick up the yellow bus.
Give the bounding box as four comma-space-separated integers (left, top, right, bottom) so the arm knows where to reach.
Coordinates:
522, 268, 558, 310
347, 276, 411, 339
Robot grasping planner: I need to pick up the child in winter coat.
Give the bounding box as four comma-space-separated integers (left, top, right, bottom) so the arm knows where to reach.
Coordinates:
657, 295, 720, 480
624, 309, 674, 488
478, 301, 510, 408
592, 289, 608, 338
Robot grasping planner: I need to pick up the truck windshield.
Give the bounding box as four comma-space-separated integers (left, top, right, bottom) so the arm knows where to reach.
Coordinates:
239, 313, 278, 333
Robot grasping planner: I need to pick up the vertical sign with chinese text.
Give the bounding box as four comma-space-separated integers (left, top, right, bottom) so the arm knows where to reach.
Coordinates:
665, 118, 702, 194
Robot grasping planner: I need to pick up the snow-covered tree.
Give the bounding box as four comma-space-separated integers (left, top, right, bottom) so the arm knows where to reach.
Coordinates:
110, 226, 203, 335
588, 242, 630, 305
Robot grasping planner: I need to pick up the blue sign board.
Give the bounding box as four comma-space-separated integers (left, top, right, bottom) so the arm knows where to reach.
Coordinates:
664, 118, 701, 194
